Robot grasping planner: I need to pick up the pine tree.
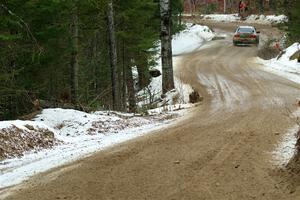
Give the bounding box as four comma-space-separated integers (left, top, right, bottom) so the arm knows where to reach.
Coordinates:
70, 1, 79, 105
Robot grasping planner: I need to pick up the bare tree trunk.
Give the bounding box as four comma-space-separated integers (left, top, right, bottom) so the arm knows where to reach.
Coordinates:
188, 0, 192, 15
122, 40, 127, 111
190, 0, 196, 15
107, 1, 121, 111
70, 3, 79, 105
224, 0, 227, 13
160, 0, 175, 94
126, 65, 136, 113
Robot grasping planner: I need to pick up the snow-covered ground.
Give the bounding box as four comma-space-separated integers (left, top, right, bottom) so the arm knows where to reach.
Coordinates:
138, 23, 215, 107
199, 13, 288, 25
257, 43, 300, 84
0, 108, 185, 190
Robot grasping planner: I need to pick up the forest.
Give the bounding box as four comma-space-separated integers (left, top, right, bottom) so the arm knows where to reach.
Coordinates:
0, 0, 299, 120
0, 0, 184, 120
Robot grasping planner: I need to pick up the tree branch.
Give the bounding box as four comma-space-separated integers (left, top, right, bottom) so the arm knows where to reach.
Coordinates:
0, 3, 42, 54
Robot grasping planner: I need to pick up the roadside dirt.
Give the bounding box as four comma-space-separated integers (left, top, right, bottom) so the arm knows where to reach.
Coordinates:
3, 22, 300, 200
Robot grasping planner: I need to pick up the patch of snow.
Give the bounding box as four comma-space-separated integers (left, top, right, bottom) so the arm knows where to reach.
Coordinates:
272, 108, 300, 167
277, 43, 300, 61
148, 103, 194, 115
272, 126, 298, 167
258, 43, 300, 84
201, 14, 240, 22
0, 120, 52, 131
35, 109, 121, 140
246, 14, 288, 24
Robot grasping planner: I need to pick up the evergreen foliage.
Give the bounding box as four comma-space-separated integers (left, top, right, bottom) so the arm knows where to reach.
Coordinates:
286, 0, 300, 43
0, 0, 183, 119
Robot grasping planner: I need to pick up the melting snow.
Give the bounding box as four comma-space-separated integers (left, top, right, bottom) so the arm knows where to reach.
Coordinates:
172, 23, 215, 55
258, 43, 300, 84
197, 73, 250, 111
272, 126, 298, 167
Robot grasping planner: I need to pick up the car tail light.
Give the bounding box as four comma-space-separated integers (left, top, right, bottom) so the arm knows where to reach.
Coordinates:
250, 34, 256, 38
234, 34, 240, 38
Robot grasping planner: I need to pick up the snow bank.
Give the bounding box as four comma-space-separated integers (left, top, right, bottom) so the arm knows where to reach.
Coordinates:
246, 14, 288, 24
258, 43, 300, 84
35, 109, 122, 139
172, 24, 214, 55
200, 14, 288, 25
201, 13, 240, 22
0, 108, 178, 189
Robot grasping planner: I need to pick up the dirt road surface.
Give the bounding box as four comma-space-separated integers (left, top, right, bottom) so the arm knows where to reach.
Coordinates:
4, 22, 300, 200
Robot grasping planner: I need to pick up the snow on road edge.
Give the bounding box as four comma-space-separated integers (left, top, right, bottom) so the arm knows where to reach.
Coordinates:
272, 126, 298, 167
0, 109, 186, 190
272, 108, 300, 167
257, 42, 300, 84
258, 43, 300, 167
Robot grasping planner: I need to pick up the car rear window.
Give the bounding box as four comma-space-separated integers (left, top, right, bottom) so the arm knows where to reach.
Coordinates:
238, 28, 254, 33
